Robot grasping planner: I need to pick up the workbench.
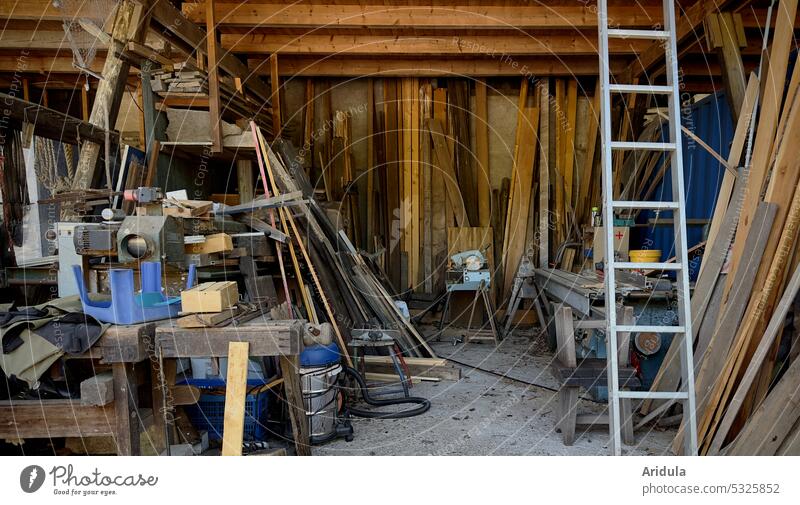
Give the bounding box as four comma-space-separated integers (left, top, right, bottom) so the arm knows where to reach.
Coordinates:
154, 317, 310, 455
0, 322, 157, 455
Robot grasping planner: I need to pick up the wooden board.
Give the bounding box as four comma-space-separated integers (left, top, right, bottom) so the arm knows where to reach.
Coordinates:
502, 106, 539, 298
221, 342, 248, 456
428, 118, 469, 227
537, 81, 551, 267
709, 261, 800, 454
156, 320, 302, 358
475, 79, 491, 227
721, 0, 798, 302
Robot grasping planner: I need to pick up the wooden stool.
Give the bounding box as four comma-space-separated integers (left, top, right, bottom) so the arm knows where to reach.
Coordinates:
550, 306, 639, 446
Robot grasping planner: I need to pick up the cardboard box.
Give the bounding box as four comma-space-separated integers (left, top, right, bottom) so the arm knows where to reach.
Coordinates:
592, 226, 630, 263
184, 233, 233, 254
181, 281, 239, 313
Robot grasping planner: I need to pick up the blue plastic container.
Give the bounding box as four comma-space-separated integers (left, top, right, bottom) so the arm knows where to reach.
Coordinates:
73, 262, 195, 324
186, 390, 270, 441
300, 342, 341, 367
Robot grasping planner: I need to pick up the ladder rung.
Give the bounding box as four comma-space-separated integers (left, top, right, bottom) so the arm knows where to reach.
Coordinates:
613, 262, 682, 271
607, 29, 671, 40
615, 325, 685, 333
611, 141, 677, 151
611, 200, 679, 210
609, 84, 673, 94
616, 391, 689, 400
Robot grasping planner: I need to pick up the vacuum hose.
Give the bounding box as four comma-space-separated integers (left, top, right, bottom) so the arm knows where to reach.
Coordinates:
342, 366, 431, 419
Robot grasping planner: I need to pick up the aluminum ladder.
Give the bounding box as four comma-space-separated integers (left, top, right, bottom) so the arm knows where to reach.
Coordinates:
596, 0, 698, 455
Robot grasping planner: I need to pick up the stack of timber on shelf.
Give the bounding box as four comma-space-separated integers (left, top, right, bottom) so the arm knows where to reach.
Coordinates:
147, 62, 273, 133
641, 0, 800, 455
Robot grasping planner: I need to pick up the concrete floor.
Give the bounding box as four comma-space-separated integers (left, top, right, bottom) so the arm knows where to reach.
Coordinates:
315, 327, 677, 456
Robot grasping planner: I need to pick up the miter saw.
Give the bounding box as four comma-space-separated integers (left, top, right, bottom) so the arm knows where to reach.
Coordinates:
445, 248, 491, 291
438, 247, 500, 345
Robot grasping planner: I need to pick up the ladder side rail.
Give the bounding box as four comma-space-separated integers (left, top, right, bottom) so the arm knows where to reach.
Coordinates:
597, 0, 623, 456
663, 0, 698, 456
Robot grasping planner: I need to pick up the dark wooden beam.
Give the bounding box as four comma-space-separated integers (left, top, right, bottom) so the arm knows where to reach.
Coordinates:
0, 91, 119, 145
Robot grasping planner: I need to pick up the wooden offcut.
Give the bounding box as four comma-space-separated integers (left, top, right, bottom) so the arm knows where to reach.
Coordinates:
181, 281, 239, 313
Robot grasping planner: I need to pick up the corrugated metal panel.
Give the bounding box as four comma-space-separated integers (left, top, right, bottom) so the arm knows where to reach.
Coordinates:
634, 92, 734, 280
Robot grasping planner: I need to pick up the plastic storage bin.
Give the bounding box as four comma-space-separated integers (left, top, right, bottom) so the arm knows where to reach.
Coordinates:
186, 389, 270, 441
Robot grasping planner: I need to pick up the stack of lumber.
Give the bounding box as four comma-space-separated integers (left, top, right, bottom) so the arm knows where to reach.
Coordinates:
641, 0, 800, 455
146, 62, 274, 136
150, 67, 206, 93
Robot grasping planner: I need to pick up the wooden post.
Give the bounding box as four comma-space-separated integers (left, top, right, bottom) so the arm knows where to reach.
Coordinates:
112, 362, 140, 456
270, 53, 282, 138
237, 159, 255, 203
206, 0, 222, 153
280, 355, 311, 455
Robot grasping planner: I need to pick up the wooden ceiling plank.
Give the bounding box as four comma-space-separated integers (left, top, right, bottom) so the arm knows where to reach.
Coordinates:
224, 33, 650, 55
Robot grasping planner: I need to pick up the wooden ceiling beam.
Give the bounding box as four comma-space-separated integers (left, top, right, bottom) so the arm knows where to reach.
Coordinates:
182, 2, 661, 30
249, 56, 623, 77
225, 33, 651, 56
0, 0, 91, 20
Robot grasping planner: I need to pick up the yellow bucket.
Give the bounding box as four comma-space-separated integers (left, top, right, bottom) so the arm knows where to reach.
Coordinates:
629, 249, 662, 263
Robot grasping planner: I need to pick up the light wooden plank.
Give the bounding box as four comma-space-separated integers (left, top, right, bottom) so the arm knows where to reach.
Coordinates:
537, 80, 551, 268
222, 341, 249, 456
502, 106, 539, 298
721, 0, 799, 304
709, 259, 800, 454
475, 79, 491, 228
428, 118, 469, 227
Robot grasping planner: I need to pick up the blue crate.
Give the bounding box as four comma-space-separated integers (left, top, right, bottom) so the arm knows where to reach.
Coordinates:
186, 390, 270, 441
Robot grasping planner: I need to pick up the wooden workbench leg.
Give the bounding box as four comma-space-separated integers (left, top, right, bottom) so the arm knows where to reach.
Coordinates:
558, 386, 579, 446
621, 398, 635, 446
112, 362, 141, 456
150, 357, 177, 454
279, 355, 311, 455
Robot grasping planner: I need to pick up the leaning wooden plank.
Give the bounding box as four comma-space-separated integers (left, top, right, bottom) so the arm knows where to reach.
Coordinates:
428, 118, 470, 227
475, 79, 491, 227
776, 417, 800, 455
708, 260, 800, 454
502, 107, 539, 299
222, 341, 249, 456
698, 176, 800, 453
671, 202, 776, 452
721, 0, 798, 303
726, 347, 800, 455
538, 81, 551, 267
748, 62, 800, 405
577, 80, 600, 225
698, 74, 759, 279
562, 80, 578, 229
